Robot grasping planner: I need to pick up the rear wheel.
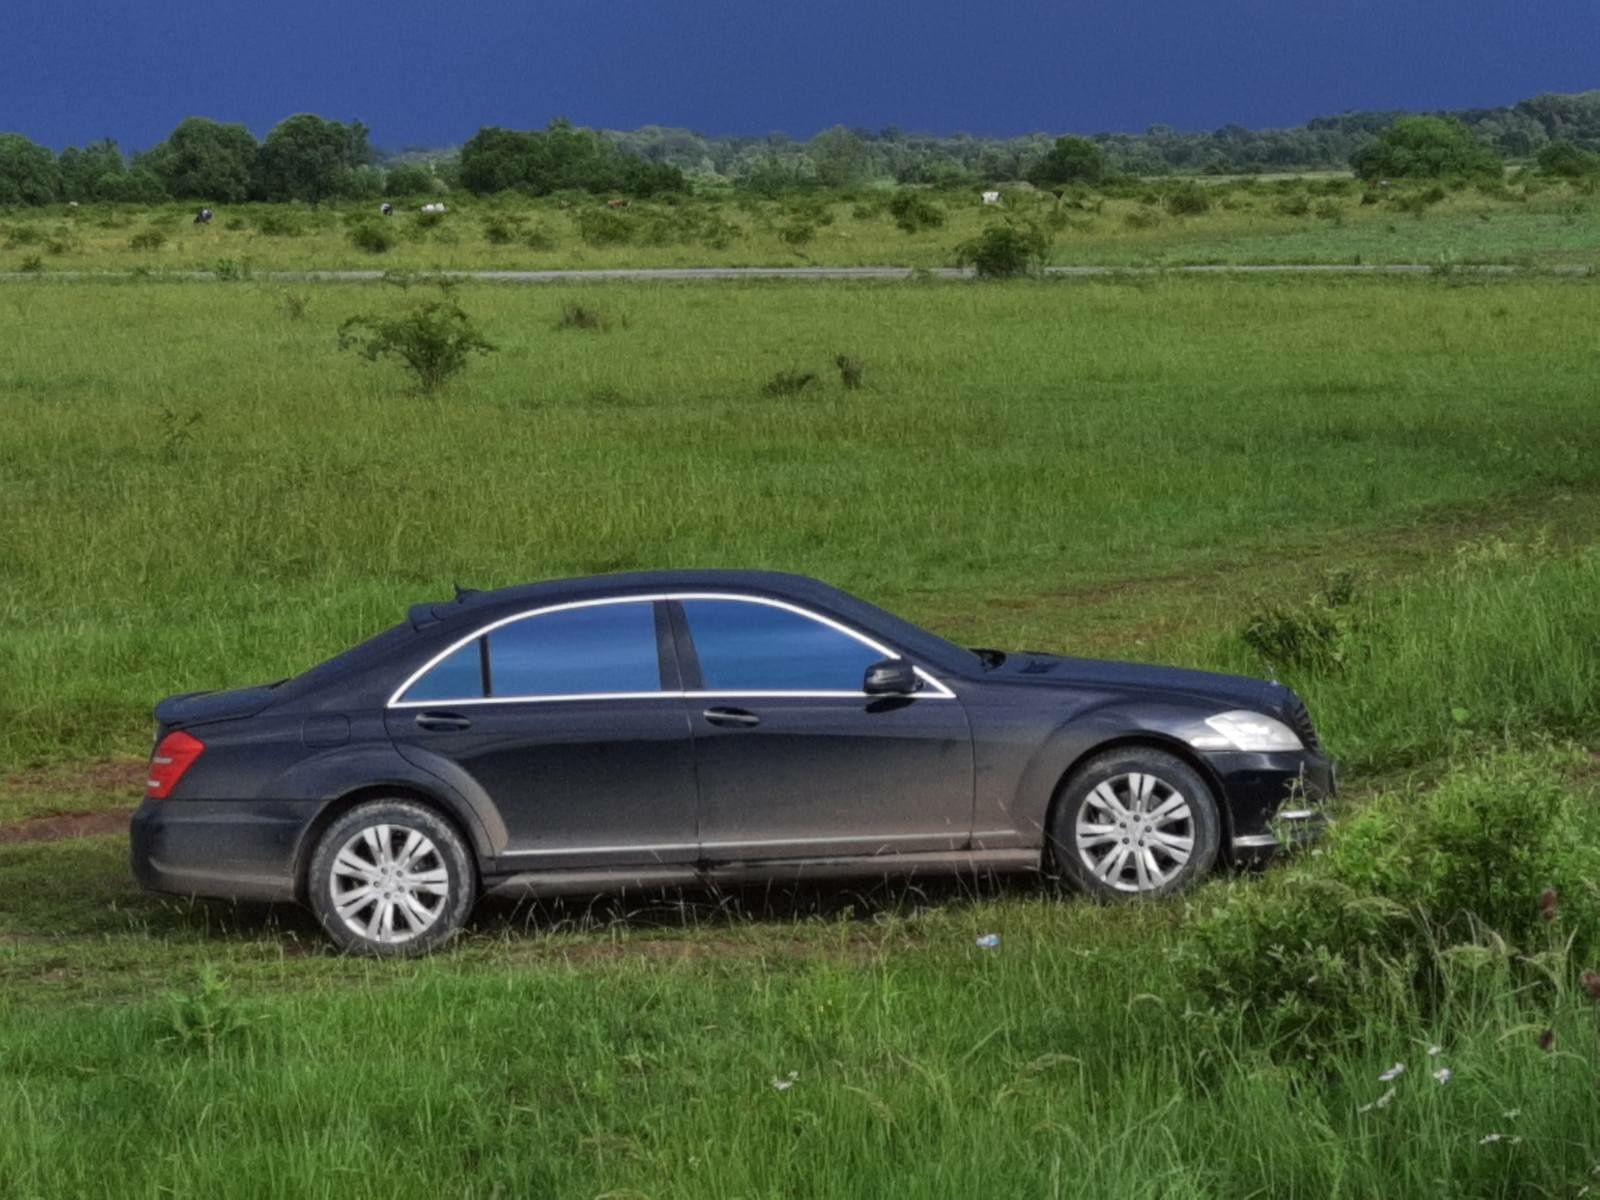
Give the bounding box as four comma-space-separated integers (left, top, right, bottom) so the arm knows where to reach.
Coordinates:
1048, 747, 1220, 900
307, 799, 475, 956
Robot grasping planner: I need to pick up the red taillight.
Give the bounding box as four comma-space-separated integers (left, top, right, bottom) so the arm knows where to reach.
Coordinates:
147, 731, 205, 799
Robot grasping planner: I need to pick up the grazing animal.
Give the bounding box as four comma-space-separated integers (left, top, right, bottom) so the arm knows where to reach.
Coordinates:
981, 190, 1001, 205
380, 203, 394, 216
606, 198, 629, 209
194, 208, 214, 224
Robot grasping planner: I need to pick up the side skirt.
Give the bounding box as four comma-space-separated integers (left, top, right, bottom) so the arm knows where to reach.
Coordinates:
482, 849, 1041, 901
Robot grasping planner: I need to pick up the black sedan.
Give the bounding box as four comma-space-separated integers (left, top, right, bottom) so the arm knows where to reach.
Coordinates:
131, 570, 1334, 955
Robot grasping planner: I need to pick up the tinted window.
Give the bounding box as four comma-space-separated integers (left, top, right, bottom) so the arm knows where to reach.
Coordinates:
400, 640, 484, 702
681, 599, 883, 691
487, 602, 662, 697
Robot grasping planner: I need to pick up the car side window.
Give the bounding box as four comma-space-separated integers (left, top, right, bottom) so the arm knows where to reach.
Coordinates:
680, 599, 884, 692
487, 601, 662, 698
399, 601, 663, 703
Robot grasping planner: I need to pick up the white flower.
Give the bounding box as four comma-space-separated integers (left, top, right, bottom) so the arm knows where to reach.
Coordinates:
1432, 1068, 1452, 1084
1426, 1045, 1443, 1057
770, 1071, 799, 1092
1502, 1108, 1521, 1120
1358, 1088, 1396, 1113
1480, 1133, 1504, 1146
1378, 1062, 1406, 1082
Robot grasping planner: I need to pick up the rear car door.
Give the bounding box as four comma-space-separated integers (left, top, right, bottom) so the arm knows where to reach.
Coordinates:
671, 596, 974, 860
385, 599, 699, 869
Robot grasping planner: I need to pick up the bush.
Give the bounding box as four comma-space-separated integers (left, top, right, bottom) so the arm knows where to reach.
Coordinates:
761, 369, 816, 397
481, 215, 521, 245
1165, 181, 1212, 216
523, 223, 558, 251
1313, 199, 1343, 222
886, 189, 945, 233
338, 299, 496, 393
1351, 116, 1502, 180
348, 221, 395, 254
128, 228, 167, 252
254, 211, 304, 237
575, 207, 632, 246
955, 221, 1050, 278
1537, 140, 1600, 179
1241, 570, 1362, 671
1182, 751, 1600, 1064
1123, 208, 1161, 230
778, 219, 816, 247
1273, 193, 1312, 217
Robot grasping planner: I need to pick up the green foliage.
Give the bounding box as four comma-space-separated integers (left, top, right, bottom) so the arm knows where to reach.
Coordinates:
458, 120, 686, 198
1123, 207, 1161, 229
955, 220, 1050, 277
1274, 192, 1312, 217
1184, 751, 1600, 1062
141, 117, 259, 202
127, 228, 166, 252
1028, 135, 1107, 187
807, 125, 870, 188
160, 966, 256, 1057
347, 220, 396, 254
1537, 140, 1600, 178
1350, 116, 1503, 180
253, 210, 304, 237
338, 298, 495, 393
575, 206, 632, 246
777, 218, 816, 247
761, 368, 817, 396
555, 303, 608, 331
834, 353, 864, 389
1165, 181, 1212, 216
255, 113, 372, 203
1241, 570, 1362, 671
886, 188, 945, 232
0, 133, 62, 205
383, 163, 438, 196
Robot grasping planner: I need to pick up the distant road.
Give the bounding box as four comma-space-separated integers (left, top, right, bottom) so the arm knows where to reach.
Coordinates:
0, 264, 1592, 284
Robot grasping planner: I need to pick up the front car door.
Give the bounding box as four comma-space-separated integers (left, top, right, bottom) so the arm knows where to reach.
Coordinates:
384, 598, 699, 870
670, 595, 974, 861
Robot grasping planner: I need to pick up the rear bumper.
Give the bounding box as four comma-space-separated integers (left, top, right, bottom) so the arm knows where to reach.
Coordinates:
1203, 749, 1337, 866
129, 798, 323, 902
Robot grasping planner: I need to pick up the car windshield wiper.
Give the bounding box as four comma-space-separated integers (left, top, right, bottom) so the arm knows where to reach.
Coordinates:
970, 648, 1007, 670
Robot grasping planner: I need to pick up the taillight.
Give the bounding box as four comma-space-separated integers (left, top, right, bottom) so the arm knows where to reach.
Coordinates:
147, 731, 205, 799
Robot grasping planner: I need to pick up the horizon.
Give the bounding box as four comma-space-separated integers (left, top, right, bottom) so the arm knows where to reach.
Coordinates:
2, 0, 1595, 153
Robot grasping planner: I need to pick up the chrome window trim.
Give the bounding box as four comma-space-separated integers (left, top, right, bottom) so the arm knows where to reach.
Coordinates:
386, 591, 958, 708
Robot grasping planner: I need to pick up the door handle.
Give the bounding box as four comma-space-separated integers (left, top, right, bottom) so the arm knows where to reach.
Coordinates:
703, 706, 761, 729
415, 711, 472, 733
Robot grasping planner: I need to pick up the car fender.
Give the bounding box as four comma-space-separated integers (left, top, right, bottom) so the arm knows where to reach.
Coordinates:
263, 743, 506, 860
1007, 699, 1223, 839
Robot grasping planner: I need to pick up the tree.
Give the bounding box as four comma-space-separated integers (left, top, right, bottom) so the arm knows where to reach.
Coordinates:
383, 162, 438, 196
808, 126, 870, 188
255, 114, 371, 203
1028, 135, 1106, 187
57, 139, 128, 201
0, 134, 62, 205
142, 117, 259, 201
1349, 116, 1502, 180
1536, 140, 1599, 178
457, 121, 685, 197
339, 298, 496, 394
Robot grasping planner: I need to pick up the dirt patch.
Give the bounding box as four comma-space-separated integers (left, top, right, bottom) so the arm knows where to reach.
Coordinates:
0, 808, 134, 845
1, 757, 144, 800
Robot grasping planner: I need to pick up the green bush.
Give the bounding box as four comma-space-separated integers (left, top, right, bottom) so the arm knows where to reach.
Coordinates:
1350, 116, 1503, 180
1241, 570, 1362, 671
1123, 208, 1161, 230
886, 189, 945, 233
778, 219, 816, 247
575, 207, 632, 246
128, 228, 167, 252
338, 299, 496, 393
1536, 140, 1600, 179
1273, 193, 1312, 217
954, 221, 1050, 278
1165, 181, 1212, 216
347, 221, 395, 254
254, 211, 304, 237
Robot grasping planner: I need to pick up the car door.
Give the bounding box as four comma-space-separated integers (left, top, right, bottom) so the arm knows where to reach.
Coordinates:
385, 598, 699, 870
671, 596, 974, 860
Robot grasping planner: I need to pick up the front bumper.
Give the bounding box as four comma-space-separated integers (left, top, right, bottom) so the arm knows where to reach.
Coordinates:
129, 797, 324, 902
1202, 749, 1336, 866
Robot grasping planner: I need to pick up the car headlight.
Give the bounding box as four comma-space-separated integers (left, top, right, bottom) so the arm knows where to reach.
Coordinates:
1189, 710, 1304, 753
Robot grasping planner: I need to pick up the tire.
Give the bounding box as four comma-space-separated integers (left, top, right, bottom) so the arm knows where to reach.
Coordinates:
307, 799, 476, 957
1047, 747, 1221, 901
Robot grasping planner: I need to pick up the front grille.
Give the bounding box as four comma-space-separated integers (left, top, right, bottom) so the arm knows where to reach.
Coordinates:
1284, 693, 1321, 754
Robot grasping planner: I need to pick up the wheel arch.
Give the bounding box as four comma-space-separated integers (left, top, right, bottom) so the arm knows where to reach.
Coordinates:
293, 783, 484, 903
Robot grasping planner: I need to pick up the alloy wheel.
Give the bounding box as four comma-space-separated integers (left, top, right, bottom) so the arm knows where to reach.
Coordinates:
1074, 772, 1195, 893
328, 823, 450, 945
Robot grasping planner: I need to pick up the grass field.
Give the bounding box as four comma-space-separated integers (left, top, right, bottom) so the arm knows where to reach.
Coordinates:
4, 172, 1600, 274
2, 270, 1599, 1197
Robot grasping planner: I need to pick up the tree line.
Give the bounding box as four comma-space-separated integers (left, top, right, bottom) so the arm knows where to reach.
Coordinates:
2, 90, 1598, 207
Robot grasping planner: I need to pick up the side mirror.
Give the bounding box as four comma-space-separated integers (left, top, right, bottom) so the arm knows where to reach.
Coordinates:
863, 658, 920, 696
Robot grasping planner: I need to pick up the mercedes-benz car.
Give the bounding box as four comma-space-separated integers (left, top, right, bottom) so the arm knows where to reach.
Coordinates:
131, 570, 1334, 955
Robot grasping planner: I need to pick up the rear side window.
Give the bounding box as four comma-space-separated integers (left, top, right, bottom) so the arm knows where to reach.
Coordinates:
680, 599, 883, 692
398, 601, 664, 702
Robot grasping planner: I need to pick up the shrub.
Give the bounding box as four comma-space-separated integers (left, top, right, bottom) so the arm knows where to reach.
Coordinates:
1165, 181, 1211, 216
348, 221, 396, 254
523, 223, 558, 251
955, 221, 1050, 278
778, 219, 816, 247
18, 254, 43, 273
128, 228, 167, 251
1241, 570, 1362, 672
1123, 208, 1161, 230
761, 369, 816, 397
575, 207, 632, 246
254, 211, 304, 237
1313, 199, 1343, 222
1350, 116, 1503, 180
1273, 193, 1312, 217
339, 299, 496, 394
887, 189, 945, 232
834, 354, 863, 389
481, 215, 522, 245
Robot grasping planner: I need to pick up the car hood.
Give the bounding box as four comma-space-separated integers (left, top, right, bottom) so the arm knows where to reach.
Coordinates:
155, 685, 279, 730
983, 651, 1279, 711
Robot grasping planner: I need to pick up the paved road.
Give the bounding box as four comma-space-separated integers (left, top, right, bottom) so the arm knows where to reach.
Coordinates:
0, 263, 1592, 284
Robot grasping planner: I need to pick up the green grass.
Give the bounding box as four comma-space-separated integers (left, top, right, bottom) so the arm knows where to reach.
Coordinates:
4, 176, 1600, 273
4, 273, 1600, 767
3, 270, 1600, 1196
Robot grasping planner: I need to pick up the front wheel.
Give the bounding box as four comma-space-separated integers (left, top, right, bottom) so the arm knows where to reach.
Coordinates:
307, 799, 476, 956
1047, 748, 1221, 900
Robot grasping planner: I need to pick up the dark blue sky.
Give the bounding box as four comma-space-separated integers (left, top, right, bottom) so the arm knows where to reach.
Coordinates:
3, 0, 1593, 151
